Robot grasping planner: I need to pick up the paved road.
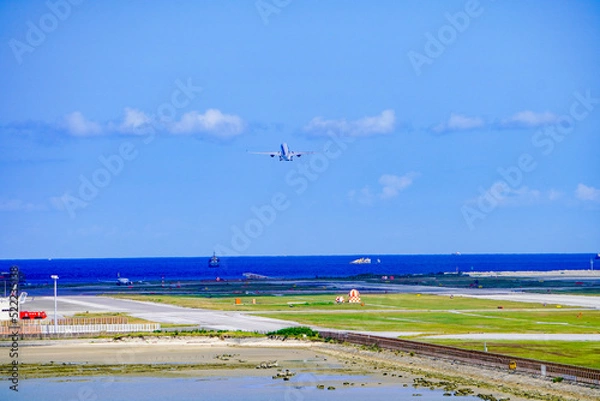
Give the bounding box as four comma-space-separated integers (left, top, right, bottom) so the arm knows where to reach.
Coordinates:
421, 333, 600, 341
454, 292, 600, 309
315, 330, 600, 341
22, 296, 298, 332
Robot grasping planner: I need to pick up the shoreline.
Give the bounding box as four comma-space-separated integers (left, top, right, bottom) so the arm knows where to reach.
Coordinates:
14, 337, 600, 401
17, 267, 600, 288
465, 269, 600, 278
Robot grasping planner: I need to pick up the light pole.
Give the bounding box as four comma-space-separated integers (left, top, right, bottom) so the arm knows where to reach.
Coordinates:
51, 275, 59, 335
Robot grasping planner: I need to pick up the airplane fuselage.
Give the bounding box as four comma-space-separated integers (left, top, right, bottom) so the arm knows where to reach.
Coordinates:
280, 143, 293, 161
250, 142, 313, 161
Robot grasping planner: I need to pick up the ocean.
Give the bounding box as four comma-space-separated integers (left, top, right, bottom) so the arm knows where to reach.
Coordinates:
1, 253, 595, 286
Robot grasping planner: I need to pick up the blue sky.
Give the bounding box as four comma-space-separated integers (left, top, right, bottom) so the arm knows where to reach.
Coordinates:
1, 0, 599, 258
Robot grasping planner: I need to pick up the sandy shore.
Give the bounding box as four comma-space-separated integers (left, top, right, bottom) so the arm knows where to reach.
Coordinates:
15, 336, 600, 401
466, 269, 600, 278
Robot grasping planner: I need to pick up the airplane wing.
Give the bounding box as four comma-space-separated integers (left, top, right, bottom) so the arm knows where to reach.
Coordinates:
290, 151, 315, 158
247, 151, 282, 158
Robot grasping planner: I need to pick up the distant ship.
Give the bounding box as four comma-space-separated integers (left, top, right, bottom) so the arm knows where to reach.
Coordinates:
208, 252, 220, 268
243, 272, 269, 280
350, 257, 371, 264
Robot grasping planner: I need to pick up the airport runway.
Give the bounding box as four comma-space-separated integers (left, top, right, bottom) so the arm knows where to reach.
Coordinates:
421, 333, 600, 341
454, 292, 600, 309
20, 290, 600, 335
21, 296, 299, 332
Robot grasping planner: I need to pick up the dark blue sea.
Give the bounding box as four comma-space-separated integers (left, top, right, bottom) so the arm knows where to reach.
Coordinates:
1, 254, 596, 286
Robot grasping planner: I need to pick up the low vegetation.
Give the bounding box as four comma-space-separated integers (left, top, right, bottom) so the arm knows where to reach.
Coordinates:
257, 309, 600, 335
111, 292, 600, 368
267, 326, 319, 338
425, 340, 600, 369
19, 362, 257, 378
70, 311, 152, 324
112, 329, 265, 339
112, 293, 553, 311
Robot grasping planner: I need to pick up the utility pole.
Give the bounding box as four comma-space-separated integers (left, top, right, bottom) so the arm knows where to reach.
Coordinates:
51, 275, 59, 335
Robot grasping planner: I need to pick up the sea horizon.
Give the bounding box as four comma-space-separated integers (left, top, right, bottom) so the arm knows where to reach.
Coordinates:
2, 251, 598, 261
2, 253, 597, 287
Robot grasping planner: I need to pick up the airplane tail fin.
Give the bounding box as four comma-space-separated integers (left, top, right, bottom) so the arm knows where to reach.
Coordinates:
18, 292, 28, 304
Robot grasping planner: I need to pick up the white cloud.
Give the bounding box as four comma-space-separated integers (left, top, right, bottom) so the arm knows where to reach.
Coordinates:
432, 110, 559, 134
116, 108, 152, 134
433, 113, 485, 133
350, 172, 418, 205
379, 172, 419, 200
576, 184, 600, 202
348, 187, 375, 205
496, 186, 541, 206
0, 199, 46, 212
56, 108, 245, 138
466, 184, 565, 208
170, 109, 245, 138
547, 189, 563, 201
501, 110, 558, 128
304, 109, 396, 137
63, 111, 102, 136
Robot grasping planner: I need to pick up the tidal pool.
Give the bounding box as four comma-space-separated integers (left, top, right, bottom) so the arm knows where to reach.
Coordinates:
2, 374, 488, 401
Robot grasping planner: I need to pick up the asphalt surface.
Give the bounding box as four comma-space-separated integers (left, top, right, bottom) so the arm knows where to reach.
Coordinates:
454, 292, 600, 309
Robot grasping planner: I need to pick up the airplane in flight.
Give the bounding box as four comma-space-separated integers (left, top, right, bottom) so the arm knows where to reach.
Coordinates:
248, 143, 315, 161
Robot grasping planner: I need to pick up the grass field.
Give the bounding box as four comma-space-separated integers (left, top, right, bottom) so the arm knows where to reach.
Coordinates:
112, 293, 600, 368
71, 311, 154, 324
113, 293, 600, 334
426, 340, 600, 369
255, 309, 600, 334
114, 293, 555, 311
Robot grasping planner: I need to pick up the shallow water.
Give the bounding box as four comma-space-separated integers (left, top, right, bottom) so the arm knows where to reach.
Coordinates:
3, 374, 486, 401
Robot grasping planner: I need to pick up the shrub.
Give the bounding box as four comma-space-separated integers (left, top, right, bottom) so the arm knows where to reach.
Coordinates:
267, 326, 318, 338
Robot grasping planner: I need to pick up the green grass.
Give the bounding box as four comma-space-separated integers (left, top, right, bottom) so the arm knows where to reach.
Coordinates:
19, 362, 257, 378
267, 326, 319, 338
113, 293, 554, 312
255, 309, 600, 334
424, 340, 600, 369
110, 293, 600, 368
112, 330, 265, 338
113, 293, 600, 335
70, 312, 154, 324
